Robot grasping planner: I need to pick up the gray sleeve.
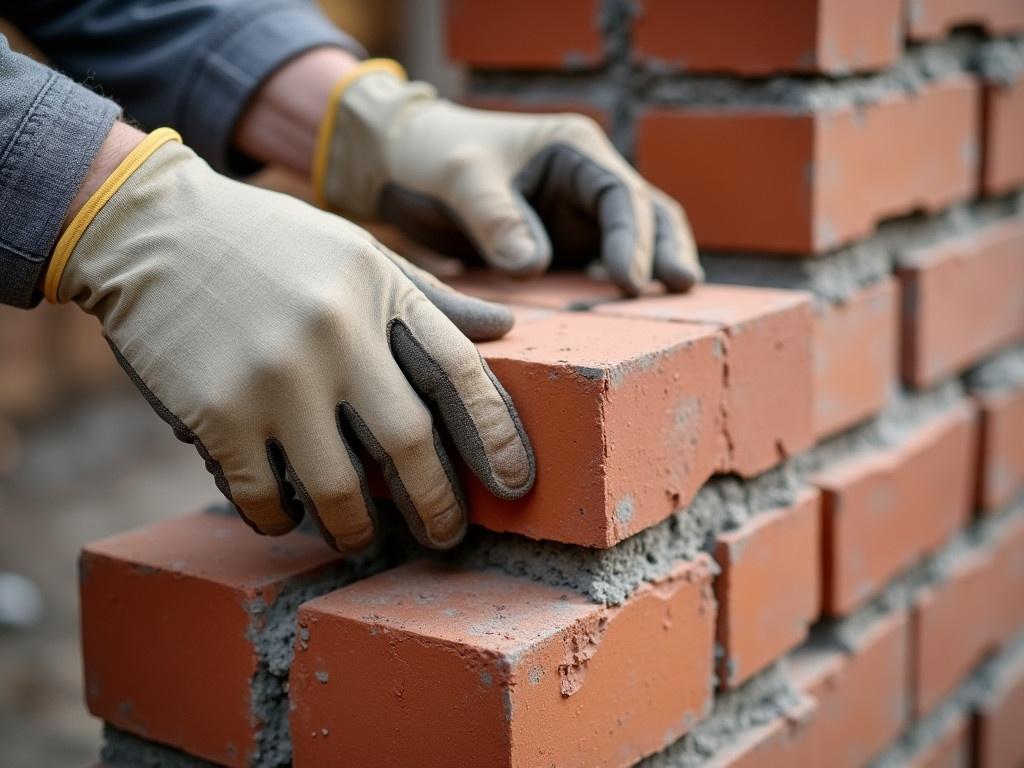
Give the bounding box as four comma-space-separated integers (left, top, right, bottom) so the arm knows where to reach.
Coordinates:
0, 33, 121, 308
9, 0, 367, 175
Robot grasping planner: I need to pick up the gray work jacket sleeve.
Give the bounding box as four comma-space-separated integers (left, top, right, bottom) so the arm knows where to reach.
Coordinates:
0, 1, 364, 308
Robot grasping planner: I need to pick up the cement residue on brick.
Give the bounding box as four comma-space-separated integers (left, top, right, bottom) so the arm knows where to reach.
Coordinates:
637, 663, 803, 767
967, 343, 1024, 391
456, 465, 799, 606
101, 725, 219, 768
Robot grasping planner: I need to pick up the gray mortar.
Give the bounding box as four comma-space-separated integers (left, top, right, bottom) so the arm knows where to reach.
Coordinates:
975, 36, 1024, 84
967, 343, 1024, 391
638, 663, 803, 767
101, 725, 220, 768
456, 465, 798, 606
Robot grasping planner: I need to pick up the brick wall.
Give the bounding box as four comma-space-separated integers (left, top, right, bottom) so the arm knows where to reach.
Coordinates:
79, 2, 1024, 766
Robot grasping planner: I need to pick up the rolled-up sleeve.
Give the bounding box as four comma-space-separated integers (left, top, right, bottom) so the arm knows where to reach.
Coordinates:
9, 0, 366, 174
0, 33, 120, 308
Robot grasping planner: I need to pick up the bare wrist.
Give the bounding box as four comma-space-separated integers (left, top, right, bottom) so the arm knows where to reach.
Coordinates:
64, 121, 146, 231
233, 47, 360, 177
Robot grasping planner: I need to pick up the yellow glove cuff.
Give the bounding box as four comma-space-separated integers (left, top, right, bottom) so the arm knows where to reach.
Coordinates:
46, 127, 182, 304
312, 58, 408, 209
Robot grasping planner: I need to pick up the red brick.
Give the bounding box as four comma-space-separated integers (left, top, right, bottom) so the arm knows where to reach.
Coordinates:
898, 219, 1024, 388
446, 0, 603, 69
908, 0, 1024, 39
714, 490, 821, 688
469, 312, 724, 547
80, 513, 342, 767
991, 512, 1024, 645
290, 557, 717, 768
976, 648, 1024, 768
787, 610, 912, 766
913, 546, 998, 717
983, 75, 1024, 197
908, 713, 971, 768
813, 402, 977, 615
702, 695, 818, 768
975, 386, 1024, 512
633, 0, 903, 75
595, 284, 815, 476
636, 78, 980, 253
813, 278, 899, 439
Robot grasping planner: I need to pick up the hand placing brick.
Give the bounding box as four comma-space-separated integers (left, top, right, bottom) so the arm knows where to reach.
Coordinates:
290, 557, 716, 768
468, 312, 724, 547
79, 512, 357, 767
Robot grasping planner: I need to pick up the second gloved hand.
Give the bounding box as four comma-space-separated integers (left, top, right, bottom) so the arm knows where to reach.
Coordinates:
47, 130, 535, 551
315, 60, 702, 296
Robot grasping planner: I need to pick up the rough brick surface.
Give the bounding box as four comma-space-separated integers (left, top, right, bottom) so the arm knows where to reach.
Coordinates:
899, 219, 1024, 388
907, 0, 1024, 39
637, 78, 980, 253
976, 648, 1024, 768
813, 402, 976, 615
975, 386, 1024, 512
469, 312, 723, 547
290, 558, 716, 768
787, 611, 911, 767
446, 0, 603, 69
913, 547, 997, 717
700, 696, 817, 768
79, 513, 342, 767
983, 76, 1024, 197
713, 490, 821, 688
447, 270, 663, 311
632, 0, 903, 75
991, 513, 1024, 645
595, 284, 815, 476
813, 279, 899, 439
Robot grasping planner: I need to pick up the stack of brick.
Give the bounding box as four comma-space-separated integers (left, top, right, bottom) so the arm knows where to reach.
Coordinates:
82, 2, 1024, 766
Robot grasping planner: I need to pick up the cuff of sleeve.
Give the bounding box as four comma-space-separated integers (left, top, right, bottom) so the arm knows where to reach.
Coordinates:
0, 73, 120, 309
177, 0, 367, 176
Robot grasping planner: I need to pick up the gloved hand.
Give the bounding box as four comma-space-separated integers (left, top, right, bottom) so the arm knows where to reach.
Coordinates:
46, 129, 535, 551
314, 60, 702, 296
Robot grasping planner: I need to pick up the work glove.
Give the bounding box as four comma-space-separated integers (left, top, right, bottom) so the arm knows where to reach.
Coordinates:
314, 60, 702, 296
45, 129, 535, 551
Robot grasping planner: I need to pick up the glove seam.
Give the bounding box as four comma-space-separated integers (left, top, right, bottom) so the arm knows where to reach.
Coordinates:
45, 128, 182, 304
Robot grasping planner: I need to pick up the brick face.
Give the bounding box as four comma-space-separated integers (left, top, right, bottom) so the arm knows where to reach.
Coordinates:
974, 385, 1024, 512
813, 279, 899, 439
813, 402, 976, 616
899, 219, 1024, 388
446, 0, 603, 69
636, 78, 980, 254
976, 649, 1024, 768
632, 0, 903, 75
468, 312, 724, 548
982, 75, 1024, 197
290, 558, 716, 768
907, 713, 971, 768
79, 513, 344, 767
595, 284, 815, 476
714, 490, 821, 688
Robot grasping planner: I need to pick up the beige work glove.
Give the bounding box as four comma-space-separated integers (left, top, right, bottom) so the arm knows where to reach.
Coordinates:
45, 129, 534, 551
314, 60, 702, 296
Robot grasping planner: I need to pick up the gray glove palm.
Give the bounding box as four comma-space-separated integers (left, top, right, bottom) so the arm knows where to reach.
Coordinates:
316, 60, 702, 296
48, 132, 534, 551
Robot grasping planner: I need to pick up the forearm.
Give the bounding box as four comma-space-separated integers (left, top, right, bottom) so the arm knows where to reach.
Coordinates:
234, 47, 360, 177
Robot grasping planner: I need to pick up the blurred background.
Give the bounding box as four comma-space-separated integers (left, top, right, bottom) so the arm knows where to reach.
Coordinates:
0, 3, 453, 764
